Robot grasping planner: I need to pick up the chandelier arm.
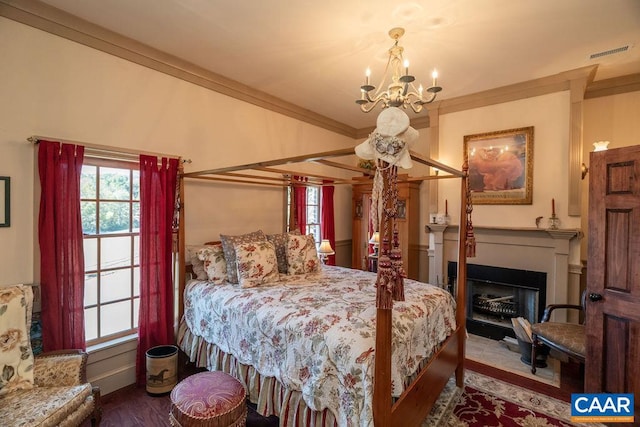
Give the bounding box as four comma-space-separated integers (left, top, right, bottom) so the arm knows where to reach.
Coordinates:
360, 97, 388, 113
408, 102, 424, 114
419, 91, 438, 105
366, 91, 389, 104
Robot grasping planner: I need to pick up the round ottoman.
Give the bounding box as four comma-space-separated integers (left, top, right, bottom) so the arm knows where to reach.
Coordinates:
169, 371, 247, 427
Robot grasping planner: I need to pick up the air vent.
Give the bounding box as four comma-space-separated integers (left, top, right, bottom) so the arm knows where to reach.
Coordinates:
589, 45, 630, 60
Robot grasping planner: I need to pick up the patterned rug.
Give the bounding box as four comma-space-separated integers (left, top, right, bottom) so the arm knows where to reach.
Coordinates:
423, 371, 604, 427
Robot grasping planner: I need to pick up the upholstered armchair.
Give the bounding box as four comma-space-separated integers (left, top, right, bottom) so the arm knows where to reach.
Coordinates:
0, 350, 102, 426
0, 285, 101, 426
530, 291, 586, 375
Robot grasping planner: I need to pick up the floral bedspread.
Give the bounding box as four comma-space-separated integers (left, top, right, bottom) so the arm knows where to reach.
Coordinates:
182, 265, 456, 427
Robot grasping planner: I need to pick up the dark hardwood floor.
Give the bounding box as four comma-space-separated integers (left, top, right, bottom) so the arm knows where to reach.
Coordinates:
90, 358, 578, 426
86, 361, 278, 427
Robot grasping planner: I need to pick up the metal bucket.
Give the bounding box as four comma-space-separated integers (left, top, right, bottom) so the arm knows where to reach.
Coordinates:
146, 344, 178, 395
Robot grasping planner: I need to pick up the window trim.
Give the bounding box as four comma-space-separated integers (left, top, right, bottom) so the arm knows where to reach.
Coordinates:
81, 158, 140, 346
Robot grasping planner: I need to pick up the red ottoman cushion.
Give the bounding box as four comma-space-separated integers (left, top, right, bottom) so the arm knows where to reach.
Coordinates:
170, 371, 247, 427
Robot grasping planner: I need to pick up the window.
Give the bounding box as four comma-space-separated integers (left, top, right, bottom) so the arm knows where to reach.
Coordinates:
306, 186, 321, 244
286, 185, 321, 245
81, 159, 140, 345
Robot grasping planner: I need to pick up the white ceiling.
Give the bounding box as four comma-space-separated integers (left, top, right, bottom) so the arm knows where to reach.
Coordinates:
37, 0, 640, 129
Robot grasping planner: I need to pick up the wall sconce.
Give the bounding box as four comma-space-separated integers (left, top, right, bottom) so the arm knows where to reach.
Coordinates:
583, 141, 611, 179
593, 141, 610, 152
581, 163, 589, 180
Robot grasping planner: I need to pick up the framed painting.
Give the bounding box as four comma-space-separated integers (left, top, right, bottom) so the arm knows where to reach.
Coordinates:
0, 176, 9, 227
464, 126, 534, 205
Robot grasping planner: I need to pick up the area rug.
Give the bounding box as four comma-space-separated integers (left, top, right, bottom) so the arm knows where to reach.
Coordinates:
423, 371, 605, 427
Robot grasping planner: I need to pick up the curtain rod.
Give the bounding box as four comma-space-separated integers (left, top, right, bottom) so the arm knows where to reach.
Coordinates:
27, 135, 192, 164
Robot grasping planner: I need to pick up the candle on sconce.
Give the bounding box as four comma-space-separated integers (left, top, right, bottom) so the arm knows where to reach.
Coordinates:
552, 198, 556, 216
365, 68, 371, 85
404, 60, 409, 76
432, 69, 438, 86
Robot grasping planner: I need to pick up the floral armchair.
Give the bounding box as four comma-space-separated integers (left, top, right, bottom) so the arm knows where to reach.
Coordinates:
0, 285, 101, 426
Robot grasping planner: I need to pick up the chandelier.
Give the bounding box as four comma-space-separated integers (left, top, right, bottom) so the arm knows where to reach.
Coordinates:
356, 27, 441, 113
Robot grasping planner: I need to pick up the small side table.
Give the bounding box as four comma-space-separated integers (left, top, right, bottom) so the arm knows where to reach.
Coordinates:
368, 255, 378, 273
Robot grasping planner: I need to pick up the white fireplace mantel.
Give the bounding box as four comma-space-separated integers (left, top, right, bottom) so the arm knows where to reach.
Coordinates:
427, 225, 583, 322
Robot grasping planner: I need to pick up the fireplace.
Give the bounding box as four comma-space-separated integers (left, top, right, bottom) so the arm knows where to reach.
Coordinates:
448, 262, 547, 340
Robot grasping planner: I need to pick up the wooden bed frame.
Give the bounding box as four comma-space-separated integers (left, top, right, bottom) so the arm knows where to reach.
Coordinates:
176, 147, 469, 426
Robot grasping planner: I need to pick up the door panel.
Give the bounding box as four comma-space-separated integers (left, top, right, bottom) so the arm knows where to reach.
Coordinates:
586, 145, 640, 421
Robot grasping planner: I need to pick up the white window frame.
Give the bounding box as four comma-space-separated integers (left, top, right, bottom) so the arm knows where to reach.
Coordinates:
81, 158, 140, 346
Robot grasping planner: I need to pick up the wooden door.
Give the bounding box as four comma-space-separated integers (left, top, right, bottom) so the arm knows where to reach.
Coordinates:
586, 145, 640, 418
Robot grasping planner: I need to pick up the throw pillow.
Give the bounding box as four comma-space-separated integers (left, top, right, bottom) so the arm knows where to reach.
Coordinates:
286, 234, 320, 275
266, 230, 301, 274
197, 245, 227, 284
220, 230, 267, 284
0, 285, 35, 396
186, 245, 218, 280
234, 241, 279, 288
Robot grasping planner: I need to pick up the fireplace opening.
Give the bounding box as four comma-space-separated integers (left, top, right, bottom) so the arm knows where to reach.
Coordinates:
448, 262, 547, 340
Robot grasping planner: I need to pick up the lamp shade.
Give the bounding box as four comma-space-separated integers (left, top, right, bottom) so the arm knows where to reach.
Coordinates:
369, 231, 380, 245
318, 239, 335, 255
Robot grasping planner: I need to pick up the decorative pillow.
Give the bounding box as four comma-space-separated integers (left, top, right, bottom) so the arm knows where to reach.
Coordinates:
267, 230, 301, 274
0, 285, 35, 396
197, 246, 227, 284
286, 234, 320, 275
234, 241, 279, 288
186, 245, 218, 280
220, 230, 267, 284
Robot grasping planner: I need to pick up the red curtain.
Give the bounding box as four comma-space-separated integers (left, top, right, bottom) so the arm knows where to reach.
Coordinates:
38, 140, 86, 351
136, 155, 179, 385
293, 176, 307, 234
321, 182, 335, 265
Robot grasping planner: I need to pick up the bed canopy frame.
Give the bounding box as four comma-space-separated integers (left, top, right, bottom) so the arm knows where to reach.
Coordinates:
177, 147, 469, 427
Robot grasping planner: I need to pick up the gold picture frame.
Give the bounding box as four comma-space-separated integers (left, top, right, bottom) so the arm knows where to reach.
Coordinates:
0, 176, 9, 227
464, 127, 534, 205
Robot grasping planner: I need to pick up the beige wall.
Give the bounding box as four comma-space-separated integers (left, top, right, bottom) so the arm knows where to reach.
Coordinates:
0, 17, 355, 288
580, 91, 640, 258
438, 92, 578, 231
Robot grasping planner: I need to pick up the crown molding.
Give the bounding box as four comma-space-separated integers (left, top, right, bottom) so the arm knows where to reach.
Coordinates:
584, 73, 640, 99
436, 66, 599, 115
0, 0, 359, 138
2, 0, 638, 141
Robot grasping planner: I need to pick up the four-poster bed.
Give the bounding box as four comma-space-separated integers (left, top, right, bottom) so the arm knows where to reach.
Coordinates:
175, 146, 470, 426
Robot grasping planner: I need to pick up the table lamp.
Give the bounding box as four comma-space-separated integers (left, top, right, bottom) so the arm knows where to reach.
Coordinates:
318, 239, 335, 264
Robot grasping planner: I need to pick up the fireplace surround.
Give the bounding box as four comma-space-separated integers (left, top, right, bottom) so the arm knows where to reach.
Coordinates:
448, 262, 547, 340
427, 225, 583, 324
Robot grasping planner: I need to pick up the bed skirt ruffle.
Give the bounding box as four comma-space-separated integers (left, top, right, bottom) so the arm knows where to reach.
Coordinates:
177, 319, 339, 427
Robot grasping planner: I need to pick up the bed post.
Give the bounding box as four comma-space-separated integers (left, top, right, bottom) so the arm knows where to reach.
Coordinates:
455, 161, 469, 387
373, 164, 395, 426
